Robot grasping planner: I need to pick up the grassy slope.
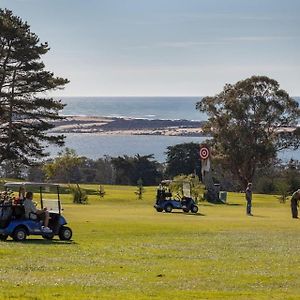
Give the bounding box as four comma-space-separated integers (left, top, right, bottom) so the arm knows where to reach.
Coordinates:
0, 185, 299, 300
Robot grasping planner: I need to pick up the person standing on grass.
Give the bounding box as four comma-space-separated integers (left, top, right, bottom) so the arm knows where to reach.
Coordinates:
245, 183, 253, 216
290, 189, 300, 219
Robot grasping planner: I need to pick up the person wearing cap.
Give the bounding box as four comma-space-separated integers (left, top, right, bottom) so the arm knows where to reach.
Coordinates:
290, 189, 300, 219
23, 191, 52, 233
245, 183, 253, 216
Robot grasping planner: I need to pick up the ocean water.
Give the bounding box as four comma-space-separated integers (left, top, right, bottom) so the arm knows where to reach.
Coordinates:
49, 134, 208, 162
47, 96, 300, 162
60, 96, 205, 121
48, 133, 300, 163
50, 96, 208, 162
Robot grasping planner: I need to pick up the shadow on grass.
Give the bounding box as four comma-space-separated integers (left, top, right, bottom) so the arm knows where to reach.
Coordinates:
5, 239, 77, 245
198, 202, 242, 206
169, 212, 206, 217
210, 202, 244, 206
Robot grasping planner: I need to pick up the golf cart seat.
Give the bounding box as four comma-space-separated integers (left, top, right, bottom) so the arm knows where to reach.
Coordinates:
165, 191, 172, 198
12, 205, 25, 219
28, 212, 38, 221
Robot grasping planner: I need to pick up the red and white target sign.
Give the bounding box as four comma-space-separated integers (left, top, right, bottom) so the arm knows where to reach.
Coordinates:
200, 147, 210, 160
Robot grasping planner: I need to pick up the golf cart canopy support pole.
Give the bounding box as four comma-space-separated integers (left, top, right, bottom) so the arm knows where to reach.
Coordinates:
40, 186, 43, 209
57, 186, 61, 214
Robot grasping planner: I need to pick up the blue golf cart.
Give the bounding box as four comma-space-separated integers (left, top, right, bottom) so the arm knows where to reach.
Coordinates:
154, 180, 199, 213
0, 182, 72, 242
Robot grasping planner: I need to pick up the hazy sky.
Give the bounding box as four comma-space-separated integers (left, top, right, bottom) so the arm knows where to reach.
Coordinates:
1, 0, 300, 96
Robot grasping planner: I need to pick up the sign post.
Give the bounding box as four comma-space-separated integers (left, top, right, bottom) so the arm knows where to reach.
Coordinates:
200, 147, 210, 160
199, 145, 220, 203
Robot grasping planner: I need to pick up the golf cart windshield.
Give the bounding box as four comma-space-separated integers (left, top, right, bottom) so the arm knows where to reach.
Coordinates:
182, 182, 191, 198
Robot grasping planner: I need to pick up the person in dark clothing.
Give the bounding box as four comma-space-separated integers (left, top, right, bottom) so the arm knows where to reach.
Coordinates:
291, 189, 300, 219
245, 183, 253, 216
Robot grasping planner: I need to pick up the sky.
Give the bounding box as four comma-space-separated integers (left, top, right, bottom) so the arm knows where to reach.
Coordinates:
1, 0, 300, 96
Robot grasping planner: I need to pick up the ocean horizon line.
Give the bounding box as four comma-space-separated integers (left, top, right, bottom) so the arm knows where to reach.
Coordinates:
56, 95, 300, 98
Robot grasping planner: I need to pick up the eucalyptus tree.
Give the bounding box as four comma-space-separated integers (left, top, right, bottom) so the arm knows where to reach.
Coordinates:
0, 9, 69, 165
197, 76, 300, 188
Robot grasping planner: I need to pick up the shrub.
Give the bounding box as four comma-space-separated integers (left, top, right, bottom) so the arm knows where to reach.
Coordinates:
134, 178, 145, 200
69, 184, 88, 204
275, 180, 290, 203
171, 174, 204, 202
99, 185, 106, 198
255, 176, 276, 194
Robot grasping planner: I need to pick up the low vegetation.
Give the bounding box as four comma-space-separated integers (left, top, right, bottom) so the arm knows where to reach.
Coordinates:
68, 184, 88, 204
0, 183, 299, 299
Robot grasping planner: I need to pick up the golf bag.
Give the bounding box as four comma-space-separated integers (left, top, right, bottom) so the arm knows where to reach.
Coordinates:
0, 205, 13, 228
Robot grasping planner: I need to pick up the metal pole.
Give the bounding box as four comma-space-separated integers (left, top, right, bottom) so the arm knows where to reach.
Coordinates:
40, 186, 43, 209
57, 186, 61, 215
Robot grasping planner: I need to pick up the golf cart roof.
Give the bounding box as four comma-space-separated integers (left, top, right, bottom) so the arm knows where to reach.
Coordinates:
4, 182, 60, 188
161, 180, 172, 185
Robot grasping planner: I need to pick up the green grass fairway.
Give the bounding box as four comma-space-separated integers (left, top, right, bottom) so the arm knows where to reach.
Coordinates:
1, 185, 300, 299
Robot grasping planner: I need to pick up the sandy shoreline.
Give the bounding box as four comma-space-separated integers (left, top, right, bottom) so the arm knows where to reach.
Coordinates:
49, 115, 205, 137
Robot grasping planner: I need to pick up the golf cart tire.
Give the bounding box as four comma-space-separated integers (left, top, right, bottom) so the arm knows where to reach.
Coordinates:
164, 204, 173, 213
156, 208, 163, 212
12, 227, 27, 242
0, 234, 8, 241
191, 205, 199, 213
59, 226, 72, 241
43, 233, 55, 240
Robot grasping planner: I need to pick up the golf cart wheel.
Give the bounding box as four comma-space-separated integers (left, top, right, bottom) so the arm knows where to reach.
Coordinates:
43, 233, 55, 240
164, 204, 173, 213
156, 207, 163, 212
0, 234, 8, 241
59, 226, 72, 241
12, 227, 27, 242
191, 205, 199, 213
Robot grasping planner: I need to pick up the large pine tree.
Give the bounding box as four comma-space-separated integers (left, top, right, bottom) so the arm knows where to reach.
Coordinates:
0, 9, 69, 165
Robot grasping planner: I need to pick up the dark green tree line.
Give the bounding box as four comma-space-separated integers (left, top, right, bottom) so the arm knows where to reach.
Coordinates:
43, 148, 83, 183
165, 142, 201, 178
111, 154, 162, 185
34, 150, 162, 185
